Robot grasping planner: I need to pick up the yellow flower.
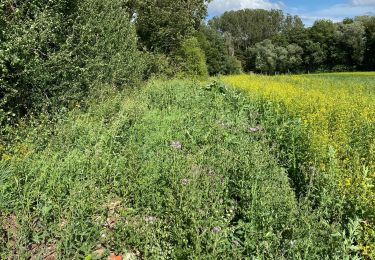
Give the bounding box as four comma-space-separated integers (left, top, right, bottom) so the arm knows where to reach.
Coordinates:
221, 72, 375, 214
2, 154, 12, 161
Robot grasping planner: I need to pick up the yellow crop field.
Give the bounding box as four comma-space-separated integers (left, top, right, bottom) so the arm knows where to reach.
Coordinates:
222, 74, 375, 163
222, 73, 375, 255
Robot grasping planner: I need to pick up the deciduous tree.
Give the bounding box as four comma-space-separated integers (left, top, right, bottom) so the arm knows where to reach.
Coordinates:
133, 0, 211, 53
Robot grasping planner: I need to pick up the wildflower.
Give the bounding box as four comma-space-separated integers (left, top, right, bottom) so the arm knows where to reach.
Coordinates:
208, 169, 215, 177
2, 154, 11, 161
144, 216, 157, 223
171, 141, 182, 150
212, 227, 221, 233
248, 125, 262, 133
181, 178, 189, 186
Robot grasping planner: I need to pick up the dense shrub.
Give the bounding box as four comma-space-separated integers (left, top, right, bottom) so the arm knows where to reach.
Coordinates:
331, 64, 352, 72
0, 0, 144, 117
197, 26, 242, 76
248, 40, 304, 74
133, 0, 209, 53
143, 52, 175, 79
175, 37, 209, 78
223, 55, 242, 75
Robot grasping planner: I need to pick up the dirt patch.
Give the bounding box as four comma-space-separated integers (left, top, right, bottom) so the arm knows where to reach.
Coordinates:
1, 213, 18, 255
29, 241, 57, 260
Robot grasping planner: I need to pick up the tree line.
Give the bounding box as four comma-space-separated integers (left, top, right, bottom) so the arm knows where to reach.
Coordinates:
1, 0, 374, 121
209, 10, 375, 74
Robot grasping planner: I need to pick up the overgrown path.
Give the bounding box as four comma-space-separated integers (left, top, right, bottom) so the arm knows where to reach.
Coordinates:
0, 80, 355, 258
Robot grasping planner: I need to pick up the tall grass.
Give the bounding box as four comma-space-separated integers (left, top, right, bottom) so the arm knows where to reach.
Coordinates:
0, 79, 364, 258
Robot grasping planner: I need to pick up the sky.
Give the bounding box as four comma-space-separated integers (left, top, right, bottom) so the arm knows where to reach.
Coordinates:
208, 0, 375, 26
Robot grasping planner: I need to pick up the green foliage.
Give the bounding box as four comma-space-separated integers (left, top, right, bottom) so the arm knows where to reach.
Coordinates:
331, 64, 352, 72
143, 52, 175, 79
209, 9, 285, 70
332, 21, 366, 69
133, 0, 211, 53
72, 0, 145, 86
250, 40, 304, 74
0, 79, 365, 258
175, 37, 209, 78
309, 19, 336, 48
285, 44, 304, 72
0, 0, 144, 118
209, 9, 284, 51
275, 15, 307, 46
209, 11, 374, 73
223, 73, 375, 258
1, 0, 77, 114
196, 25, 242, 75
224, 56, 242, 75
252, 40, 277, 74
303, 40, 326, 72
355, 16, 375, 70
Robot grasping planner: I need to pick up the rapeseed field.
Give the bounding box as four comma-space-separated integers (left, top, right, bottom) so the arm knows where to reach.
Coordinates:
222, 73, 375, 256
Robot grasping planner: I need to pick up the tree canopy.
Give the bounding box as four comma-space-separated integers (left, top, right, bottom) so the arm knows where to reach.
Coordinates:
131, 0, 212, 52
208, 9, 374, 73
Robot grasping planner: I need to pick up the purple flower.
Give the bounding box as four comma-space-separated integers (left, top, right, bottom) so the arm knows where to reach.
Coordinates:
248, 125, 263, 133
212, 227, 221, 233
171, 141, 182, 150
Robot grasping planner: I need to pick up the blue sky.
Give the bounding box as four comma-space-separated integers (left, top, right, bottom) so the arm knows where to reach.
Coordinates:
208, 0, 375, 26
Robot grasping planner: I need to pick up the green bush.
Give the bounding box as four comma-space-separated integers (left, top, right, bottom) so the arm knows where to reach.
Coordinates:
72, 0, 145, 86
196, 25, 242, 76
332, 64, 351, 72
0, 0, 144, 117
175, 37, 208, 78
143, 52, 175, 79
224, 55, 242, 75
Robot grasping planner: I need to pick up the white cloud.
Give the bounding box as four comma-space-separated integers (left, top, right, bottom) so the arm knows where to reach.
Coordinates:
208, 0, 283, 16
207, 0, 375, 26
300, 3, 375, 25
352, 0, 375, 6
